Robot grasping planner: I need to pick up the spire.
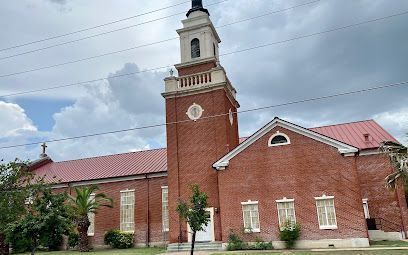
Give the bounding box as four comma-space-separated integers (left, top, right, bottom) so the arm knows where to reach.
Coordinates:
187, 0, 209, 17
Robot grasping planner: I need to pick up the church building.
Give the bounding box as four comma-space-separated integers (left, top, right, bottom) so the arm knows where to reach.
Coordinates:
30, 0, 408, 250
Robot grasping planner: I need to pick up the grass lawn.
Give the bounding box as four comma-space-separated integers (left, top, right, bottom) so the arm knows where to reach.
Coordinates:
23, 247, 165, 255
214, 251, 408, 255
370, 240, 408, 247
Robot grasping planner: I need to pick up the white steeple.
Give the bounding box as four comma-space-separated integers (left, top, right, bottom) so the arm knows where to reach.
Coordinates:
176, 0, 221, 64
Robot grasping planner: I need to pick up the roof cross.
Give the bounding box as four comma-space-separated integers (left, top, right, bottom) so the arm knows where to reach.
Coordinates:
41, 142, 47, 154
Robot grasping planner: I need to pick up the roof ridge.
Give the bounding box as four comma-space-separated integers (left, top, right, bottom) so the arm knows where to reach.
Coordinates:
55, 147, 167, 164
310, 119, 375, 129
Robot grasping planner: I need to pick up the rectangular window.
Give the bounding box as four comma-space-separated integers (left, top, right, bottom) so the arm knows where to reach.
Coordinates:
241, 201, 260, 232
120, 190, 135, 232
315, 196, 337, 229
88, 194, 95, 236
162, 186, 169, 232
276, 198, 296, 228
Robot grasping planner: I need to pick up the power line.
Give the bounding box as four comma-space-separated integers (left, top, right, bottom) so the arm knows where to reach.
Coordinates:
0, 0, 227, 61
0, 9, 406, 98
0, 0, 321, 78
0, 1, 191, 52
0, 79, 407, 150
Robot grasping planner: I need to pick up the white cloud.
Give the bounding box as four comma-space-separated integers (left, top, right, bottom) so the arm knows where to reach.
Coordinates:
374, 108, 408, 145
46, 63, 166, 160
0, 101, 37, 137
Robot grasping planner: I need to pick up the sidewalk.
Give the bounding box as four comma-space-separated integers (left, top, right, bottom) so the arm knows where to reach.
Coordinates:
161, 246, 408, 255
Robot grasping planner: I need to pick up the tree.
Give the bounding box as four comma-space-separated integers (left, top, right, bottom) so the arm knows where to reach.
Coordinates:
0, 160, 34, 255
68, 186, 113, 252
176, 185, 210, 255
6, 183, 73, 255
380, 140, 408, 189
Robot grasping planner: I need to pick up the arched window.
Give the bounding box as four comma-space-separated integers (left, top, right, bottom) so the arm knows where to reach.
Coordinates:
268, 132, 290, 147
191, 38, 200, 58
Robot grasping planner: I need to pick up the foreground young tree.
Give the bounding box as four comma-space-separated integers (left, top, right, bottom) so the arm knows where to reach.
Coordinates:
380, 139, 408, 189
6, 188, 73, 255
69, 186, 113, 252
0, 160, 33, 255
177, 184, 210, 255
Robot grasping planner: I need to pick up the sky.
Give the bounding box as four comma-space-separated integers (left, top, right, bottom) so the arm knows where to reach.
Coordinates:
0, 0, 407, 162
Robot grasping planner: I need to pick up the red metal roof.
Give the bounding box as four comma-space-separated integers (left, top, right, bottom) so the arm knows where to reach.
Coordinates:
32, 119, 397, 183
33, 148, 167, 183
310, 119, 398, 150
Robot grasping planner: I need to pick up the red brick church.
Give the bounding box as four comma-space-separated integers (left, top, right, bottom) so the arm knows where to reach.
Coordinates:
31, 0, 408, 250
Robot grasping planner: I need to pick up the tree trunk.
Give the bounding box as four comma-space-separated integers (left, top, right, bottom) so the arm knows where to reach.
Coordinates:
190, 231, 196, 255
0, 233, 9, 255
77, 216, 91, 252
30, 235, 37, 255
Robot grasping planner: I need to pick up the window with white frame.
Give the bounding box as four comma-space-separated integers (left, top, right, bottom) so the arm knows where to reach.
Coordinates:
241, 201, 260, 232
88, 194, 95, 236
162, 186, 169, 232
276, 198, 296, 228
120, 190, 135, 232
315, 195, 337, 229
268, 131, 290, 147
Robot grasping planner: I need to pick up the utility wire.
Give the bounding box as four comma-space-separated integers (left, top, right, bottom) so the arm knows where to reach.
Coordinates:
0, 0, 321, 78
0, 1, 191, 52
0, 0, 227, 60
0, 79, 407, 150
0, 9, 406, 98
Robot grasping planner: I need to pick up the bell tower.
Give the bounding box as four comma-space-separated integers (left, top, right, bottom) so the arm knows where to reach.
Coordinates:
162, 0, 239, 243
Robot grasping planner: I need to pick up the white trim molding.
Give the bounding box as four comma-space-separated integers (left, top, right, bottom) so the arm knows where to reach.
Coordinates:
120, 189, 135, 193
213, 117, 358, 170
268, 131, 291, 147
241, 200, 259, 205
275, 197, 295, 203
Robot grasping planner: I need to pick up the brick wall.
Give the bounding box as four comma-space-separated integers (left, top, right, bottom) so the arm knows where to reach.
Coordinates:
218, 127, 368, 242
176, 61, 216, 76
165, 88, 239, 243
357, 154, 408, 233
61, 176, 167, 247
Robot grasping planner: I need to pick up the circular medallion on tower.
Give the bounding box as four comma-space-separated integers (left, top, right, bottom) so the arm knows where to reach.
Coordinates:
229, 108, 234, 125
186, 103, 204, 121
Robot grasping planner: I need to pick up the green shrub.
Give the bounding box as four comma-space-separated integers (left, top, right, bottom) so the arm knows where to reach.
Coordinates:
227, 232, 246, 251
250, 237, 273, 250
7, 232, 31, 253
279, 221, 301, 249
227, 232, 273, 251
68, 232, 79, 249
104, 230, 134, 249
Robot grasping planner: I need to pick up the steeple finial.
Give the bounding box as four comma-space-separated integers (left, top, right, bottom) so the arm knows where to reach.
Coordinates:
187, 0, 209, 17
192, 0, 203, 8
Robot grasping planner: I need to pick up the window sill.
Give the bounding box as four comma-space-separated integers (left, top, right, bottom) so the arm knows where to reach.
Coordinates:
121, 230, 135, 234
319, 226, 338, 230
87, 233, 94, 237
244, 229, 260, 233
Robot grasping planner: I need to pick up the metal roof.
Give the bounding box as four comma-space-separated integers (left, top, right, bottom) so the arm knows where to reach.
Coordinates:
310, 119, 398, 150
31, 119, 397, 183
33, 148, 167, 183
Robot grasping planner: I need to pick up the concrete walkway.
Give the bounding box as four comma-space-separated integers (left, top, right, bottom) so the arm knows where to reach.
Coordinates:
161, 246, 408, 255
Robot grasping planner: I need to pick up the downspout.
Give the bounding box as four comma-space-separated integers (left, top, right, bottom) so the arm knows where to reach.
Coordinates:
354, 153, 369, 239
174, 91, 182, 243
145, 174, 150, 247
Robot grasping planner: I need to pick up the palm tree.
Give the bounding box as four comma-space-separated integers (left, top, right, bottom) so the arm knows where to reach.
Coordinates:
380, 140, 408, 189
69, 185, 113, 252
